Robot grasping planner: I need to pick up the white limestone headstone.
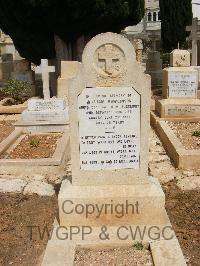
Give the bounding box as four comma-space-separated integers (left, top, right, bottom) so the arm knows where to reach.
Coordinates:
68, 32, 151, 186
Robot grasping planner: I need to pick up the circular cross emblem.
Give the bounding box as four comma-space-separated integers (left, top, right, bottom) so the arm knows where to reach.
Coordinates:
94, 44, 125, 78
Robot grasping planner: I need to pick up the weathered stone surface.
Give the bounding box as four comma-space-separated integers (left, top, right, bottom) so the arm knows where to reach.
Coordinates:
155, 98, 200, 118
59, 178, 167, 227
170, 49, 190, 67
22, 109, 69, 122
0, 178, 27, 193
177, 176, 200, 191
23, 180, 55, 196
151, 239, 187, 266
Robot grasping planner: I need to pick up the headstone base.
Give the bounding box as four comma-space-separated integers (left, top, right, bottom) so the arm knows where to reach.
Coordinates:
155, 98, 200, 118
22, 109, 69, 123
59, 177, 168, 227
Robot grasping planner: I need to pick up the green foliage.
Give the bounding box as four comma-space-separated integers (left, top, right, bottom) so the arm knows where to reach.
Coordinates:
159, 0, 192, 52
2, 79, 31, 104
192, 131, 200, 137
133, 241, 144, 250
0, 0, 145, 64
29, 138, 40, 148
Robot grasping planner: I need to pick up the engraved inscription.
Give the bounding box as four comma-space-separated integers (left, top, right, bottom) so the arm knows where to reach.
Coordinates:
166, 105, 200, 116
168, 72, 197, 98
78, 87, 140, 170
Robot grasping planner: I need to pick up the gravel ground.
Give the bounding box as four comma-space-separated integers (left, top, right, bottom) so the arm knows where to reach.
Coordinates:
167, 121, 200, 150
74, 247, 153, 266
0, 120, 14, 143
1, 133, 63, 159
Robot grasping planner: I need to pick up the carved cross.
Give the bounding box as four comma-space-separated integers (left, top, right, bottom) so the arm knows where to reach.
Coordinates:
35, 59, 55, 99
98, 44, 120, 75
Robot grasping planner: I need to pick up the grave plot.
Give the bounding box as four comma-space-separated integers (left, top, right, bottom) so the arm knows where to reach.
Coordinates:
0, 127, 70, 176
0, 120, 14, 143
1, 132, 63, 159
151, 49, 200, 170
42, 33, 186, 266
74, 245, 153, 266
156, 120, 200, 170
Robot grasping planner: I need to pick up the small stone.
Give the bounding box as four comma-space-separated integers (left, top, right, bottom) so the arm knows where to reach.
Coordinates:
32, 175, 46, 181
23, 180, 55, 196
182, 170, 194, 177
177, 176, 200, 191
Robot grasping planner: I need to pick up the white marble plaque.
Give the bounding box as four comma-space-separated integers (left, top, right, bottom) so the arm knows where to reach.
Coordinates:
168, 72, 197, 98
166, 105, 200, 116
28, 99, 66, 111
78, 87, 141, 170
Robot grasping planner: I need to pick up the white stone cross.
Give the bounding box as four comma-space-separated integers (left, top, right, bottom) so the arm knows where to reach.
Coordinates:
35, 59, 55, 99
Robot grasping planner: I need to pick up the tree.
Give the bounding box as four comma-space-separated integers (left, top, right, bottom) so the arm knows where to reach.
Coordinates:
0, 0, 145, 64
159, 0, 193, 52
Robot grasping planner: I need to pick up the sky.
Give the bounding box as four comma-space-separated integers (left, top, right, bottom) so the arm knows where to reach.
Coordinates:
192, 0, 200, 18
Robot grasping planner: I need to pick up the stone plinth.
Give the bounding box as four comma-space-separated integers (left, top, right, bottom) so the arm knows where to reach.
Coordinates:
59, 177, 168, 227
155, 98, 200, 118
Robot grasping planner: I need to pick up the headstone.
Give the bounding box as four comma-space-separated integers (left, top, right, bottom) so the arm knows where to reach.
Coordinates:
21, 59, 69, 124
146, 51, 163, 90
155, 49, 200, 118
57, 61, 80, 100
58, 33, 169, 233
170, 49, 190, 67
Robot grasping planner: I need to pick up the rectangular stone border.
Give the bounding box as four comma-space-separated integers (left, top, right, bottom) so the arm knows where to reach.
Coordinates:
41, 223, 186, 266
155, 120, 200, 170
150, 110, 200, 129
0, 128, 70, 166
0, 98, 28, 114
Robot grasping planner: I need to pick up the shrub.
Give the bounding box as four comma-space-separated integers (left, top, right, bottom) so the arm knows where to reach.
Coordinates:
29, 138, 40, 148
192, 131, 200, 137
2, 79, 32, 104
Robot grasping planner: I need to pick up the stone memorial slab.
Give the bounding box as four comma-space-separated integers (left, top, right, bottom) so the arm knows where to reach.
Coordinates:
168, 71, 198, 98
78, 87, 140, 170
